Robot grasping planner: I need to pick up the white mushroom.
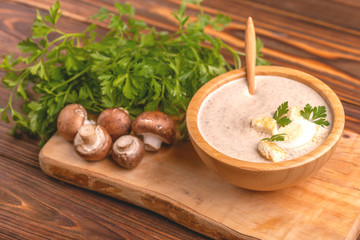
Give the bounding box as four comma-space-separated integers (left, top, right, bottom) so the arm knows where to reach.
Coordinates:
57, 103, 87, 141
111, 135, 145, 169
74, 124, 112, 161
97, 108, 132, 141
132, 111, 176, 151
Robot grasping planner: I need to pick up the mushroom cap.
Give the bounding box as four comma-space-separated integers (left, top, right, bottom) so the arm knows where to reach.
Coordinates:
57, 104, 87, 141
97, 108, 132, 141
74, 125, 112, 161
111, 135, 145, 169
132, 111, 176, 144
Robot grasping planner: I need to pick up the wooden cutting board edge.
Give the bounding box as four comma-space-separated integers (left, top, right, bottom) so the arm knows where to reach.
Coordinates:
349, 214, 360, 240
38, 129, 360, 240
38, 151, 258, 240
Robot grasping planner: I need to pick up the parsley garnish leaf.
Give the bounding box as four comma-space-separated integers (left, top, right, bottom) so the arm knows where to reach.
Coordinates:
273, 101, 292, 127
313, 118, 330, 127
262, 133, 286, 142
312, 106, 327, 119
300, 103, 312, 120
300, 104, 329, 127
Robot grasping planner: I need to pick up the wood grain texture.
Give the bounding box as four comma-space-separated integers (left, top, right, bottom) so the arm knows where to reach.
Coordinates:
39, 130, 360, 240
0, 123, 209, 240
7, 0, 360, 133
0, 0, 359, 239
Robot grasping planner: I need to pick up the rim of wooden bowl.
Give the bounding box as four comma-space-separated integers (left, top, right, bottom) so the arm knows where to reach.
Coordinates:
186, 66, 345, 171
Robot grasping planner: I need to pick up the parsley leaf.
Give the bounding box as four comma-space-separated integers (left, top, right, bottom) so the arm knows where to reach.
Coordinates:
300, 103, 312, 120
0, 1, 270, 146
256, 37, 270, 66
262, 133, 286, 142
300, 104, 329, 127
273, 101, 292, 127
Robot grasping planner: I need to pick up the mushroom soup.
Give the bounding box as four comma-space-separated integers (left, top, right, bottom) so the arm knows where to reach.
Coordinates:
198, 76, 332, 163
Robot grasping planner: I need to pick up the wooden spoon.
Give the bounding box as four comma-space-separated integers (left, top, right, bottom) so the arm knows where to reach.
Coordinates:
245, 17, 256, 95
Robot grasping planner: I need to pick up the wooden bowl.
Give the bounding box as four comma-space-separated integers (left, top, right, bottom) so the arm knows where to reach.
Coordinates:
186, 66, 345, 191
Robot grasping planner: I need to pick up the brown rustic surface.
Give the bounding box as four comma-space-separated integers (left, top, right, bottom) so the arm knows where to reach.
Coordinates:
1, 0, 360, 239
39, 130, 360, 240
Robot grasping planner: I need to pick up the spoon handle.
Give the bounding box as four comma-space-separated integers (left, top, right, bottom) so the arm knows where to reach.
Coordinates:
245, 17, 256, 95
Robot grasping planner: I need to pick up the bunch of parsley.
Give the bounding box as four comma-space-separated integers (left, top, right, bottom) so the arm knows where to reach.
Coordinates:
0, 1, 269, 146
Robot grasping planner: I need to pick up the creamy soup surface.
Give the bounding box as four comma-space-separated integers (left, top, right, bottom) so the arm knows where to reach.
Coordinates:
198, 76, 332, 163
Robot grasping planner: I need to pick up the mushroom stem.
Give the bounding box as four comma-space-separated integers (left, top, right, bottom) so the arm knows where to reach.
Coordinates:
142, 133, 163, 151
78, 125, 99, 145
114, 136, 134, 151
111, 135, 145, 169
74, 125, 112, 161
84, 119, 96, 125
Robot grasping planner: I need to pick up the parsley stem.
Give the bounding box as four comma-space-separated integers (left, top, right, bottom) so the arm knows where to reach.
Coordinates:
40, 58, 49, 81
55, 29, 85, 38
4, 87, 16, 119
190, 47, 200, 61
223, 43, 242, 69
48, 35, 66, 46
84, 83, 99, 106
59, 82, 73, 106
50, 65, 90, 92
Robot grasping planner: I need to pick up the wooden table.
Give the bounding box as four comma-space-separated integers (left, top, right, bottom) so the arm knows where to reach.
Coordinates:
1, 0, 359, 239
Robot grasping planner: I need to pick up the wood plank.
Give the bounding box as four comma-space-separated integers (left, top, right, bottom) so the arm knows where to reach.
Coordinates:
5, 0, 360, 134
251, 0, 360, 33
39, 130, 360, 240
1, 1, 359, 238
0, 122, 209, 239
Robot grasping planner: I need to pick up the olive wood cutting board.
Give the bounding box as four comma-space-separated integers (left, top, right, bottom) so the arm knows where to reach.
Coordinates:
39, 129, 360, 240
